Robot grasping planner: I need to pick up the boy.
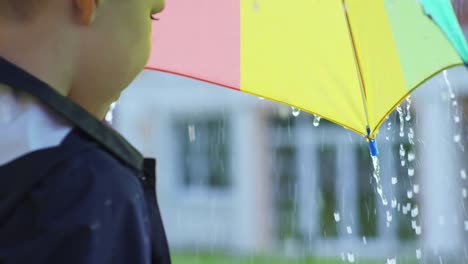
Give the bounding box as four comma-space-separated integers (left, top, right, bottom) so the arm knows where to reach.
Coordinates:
0, 0, 170, 263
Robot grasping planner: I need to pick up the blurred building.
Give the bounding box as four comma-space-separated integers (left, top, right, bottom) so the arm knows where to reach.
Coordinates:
113, 67, 468, 261
112, 3, 468, 261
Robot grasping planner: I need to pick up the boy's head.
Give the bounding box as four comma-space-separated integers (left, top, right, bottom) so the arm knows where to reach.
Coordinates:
0, 0, 165, 117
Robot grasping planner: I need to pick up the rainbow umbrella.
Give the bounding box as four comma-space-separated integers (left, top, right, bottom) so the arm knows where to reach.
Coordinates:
146, 0, 468, 155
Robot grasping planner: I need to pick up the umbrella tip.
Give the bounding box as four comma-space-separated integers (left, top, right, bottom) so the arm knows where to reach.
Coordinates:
366, 127, 379, 157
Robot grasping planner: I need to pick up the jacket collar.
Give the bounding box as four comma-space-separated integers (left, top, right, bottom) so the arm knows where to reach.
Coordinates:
0, 57, 144, 172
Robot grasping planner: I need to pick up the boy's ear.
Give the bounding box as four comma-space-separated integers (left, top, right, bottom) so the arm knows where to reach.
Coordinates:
74, 0, 102, 25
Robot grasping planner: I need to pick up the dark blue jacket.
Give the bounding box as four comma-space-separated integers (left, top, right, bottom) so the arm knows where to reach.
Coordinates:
0, 57, 171, 264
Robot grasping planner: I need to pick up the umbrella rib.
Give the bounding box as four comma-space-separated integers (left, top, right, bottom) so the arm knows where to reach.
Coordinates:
341, 0, 371, 137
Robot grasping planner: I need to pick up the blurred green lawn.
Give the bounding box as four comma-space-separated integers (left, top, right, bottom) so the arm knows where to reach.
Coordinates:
172, 253, 417, 264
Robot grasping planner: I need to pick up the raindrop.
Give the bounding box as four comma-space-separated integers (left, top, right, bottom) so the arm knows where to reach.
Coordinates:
105, 102, 117, 124
407, 190, 413, 199
462, 188, 467, 198
346, 226, 353, 234
461, 169, 467, 180
411, 220, 417, 229
372, 156, 388, 205
291, 107, 301, 117
391, 198, 397, 208
386, 257, 396, 264
411, 207, 419, 218
104, 199, 112, 206
416, 249, 422, 259
443, 70, 456, 99
452, 100, 458, 106
347, 253, 355, 263
341, 253, 346, 261
408, 128, 415, 145
387, 122, 392, 130
313, 115, 321, 127
396, 105, 405, 137
454, 134, 461, 143
386, 210, 393, 222
362, 236, 367, 245
188, 125, 196, 142
415, 225, 422, 235
399, 144, 406, 167
402, 203, 411, 214
465, 221, 468, 231
334, 211, 341, 222
391, 177, 398, 185
413, 184, 420, 194
400, 144, 406, 157
407, 151, 416, 162
386, 136, 390, 141
408, 167, 415, 177
405, 97, 412, 121
454, 115, 460, 123
401, 159, 406, 167
258, 97, 264, 100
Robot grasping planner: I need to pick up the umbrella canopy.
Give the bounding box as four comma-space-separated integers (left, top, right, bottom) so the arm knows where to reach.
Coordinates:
146, 0, 468, 139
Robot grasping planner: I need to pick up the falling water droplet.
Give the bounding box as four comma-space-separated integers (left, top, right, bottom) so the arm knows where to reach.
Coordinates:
415, 225, 422, 235
346, 226, 353, 234
462, 188, 467, 198
386, 257, 396, 264
402, 203, 411, 214
188, 125, 196, 142
461, 169, 467, 180
105, 102, 117, 124
291, 107, 301, 117
407, 151, 415, 162
408, 128, 415, 145
313, 115, 321, 127
347, 253, 355, 263
396, 105, 405, 137
443, 70, 456, 99
407, 190, 414, 199
391, 198, 397, 208
387, 122, 392, 130
408, 167, 415, 177
258, 97, 265, 100
334, 211, 341, 222
413, 184, 420, 194
411, 207, 419, 217
362, 236, 367, 245
464, 221, 468, 231
372, 156, 388, 205
454, 134, 461, 143
386, 210, 393, 222
405, 97, 412, 122
416, 249, 422, 259
454, 115, 460, 123
391, 177, 398, 185
399, 144, 406, 167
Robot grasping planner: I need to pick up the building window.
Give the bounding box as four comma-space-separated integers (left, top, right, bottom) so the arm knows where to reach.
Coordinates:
176, 118, 230, 189
356, 145, 379, 238
270, 116, 300, 241
318, 145, 338, 238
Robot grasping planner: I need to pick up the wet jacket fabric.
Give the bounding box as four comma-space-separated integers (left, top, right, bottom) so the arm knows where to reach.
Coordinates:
0, 57, 171, 264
